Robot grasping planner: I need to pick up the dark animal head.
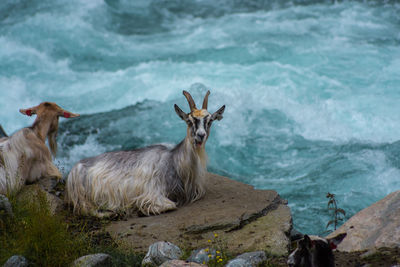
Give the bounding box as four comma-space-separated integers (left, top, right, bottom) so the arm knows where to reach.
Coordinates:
174, 90, 225, 148
287, 233, 346, 267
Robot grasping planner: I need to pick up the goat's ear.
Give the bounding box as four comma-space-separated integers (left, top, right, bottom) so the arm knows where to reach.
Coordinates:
299, 235, 312, 249
60, 110, 80, 118
328, 233, 346, 249
174, 104, 189, 121
20, 108, 37, 116
211, 105, 225, 121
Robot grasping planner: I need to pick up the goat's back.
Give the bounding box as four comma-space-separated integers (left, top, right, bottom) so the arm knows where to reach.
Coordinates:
65, 145, 178, 213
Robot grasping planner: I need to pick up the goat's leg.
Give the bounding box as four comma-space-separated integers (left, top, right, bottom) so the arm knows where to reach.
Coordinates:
139, 195, 177, 215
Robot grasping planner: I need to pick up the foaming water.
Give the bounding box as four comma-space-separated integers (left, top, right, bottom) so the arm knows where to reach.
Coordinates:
1, 0, 400, 234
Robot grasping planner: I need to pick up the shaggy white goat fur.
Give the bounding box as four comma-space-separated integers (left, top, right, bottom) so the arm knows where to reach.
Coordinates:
65, 90, 225, 217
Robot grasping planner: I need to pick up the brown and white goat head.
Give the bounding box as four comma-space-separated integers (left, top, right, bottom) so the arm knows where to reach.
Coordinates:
287, 233, 346, 267
174, 90, 225, 149
20, 102, 79, 157
0, 102, 79, 195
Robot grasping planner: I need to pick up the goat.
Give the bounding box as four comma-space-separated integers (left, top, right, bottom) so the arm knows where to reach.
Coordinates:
65, 90, 225, 217
0, 102, 79, 195
287, 233, 347, 267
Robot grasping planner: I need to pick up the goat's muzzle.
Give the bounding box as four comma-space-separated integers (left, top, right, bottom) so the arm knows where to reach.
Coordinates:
195, 132, 206, 147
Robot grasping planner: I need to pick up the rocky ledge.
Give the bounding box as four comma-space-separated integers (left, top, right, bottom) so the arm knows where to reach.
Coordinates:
106, 173, 292, 256
327, 190, 400, 252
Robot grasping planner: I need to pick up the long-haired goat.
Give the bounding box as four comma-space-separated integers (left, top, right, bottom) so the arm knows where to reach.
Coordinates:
287, 233, 346, 267
65, 90, 225, 217
0, 102, 79, 195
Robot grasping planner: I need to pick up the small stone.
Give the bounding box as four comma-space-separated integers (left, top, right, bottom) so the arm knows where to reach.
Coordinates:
187, 248, 217, 264
160, 260, 206, 267
226, 258, 249, 267
142, 241, 182, 266
72, 253, 112, 267
360, 249, 378, 259
3, 255, 28, 267
226, 251, 267, 267
0, 194, 13, 218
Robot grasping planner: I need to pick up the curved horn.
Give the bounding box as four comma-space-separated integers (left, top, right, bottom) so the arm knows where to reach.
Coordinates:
202, 90, 210, 110
183, 90, 197, 112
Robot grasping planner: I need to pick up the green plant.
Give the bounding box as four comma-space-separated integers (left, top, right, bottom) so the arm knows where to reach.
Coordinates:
0, 189, 144, 267
204, 233, 231, 266
0, 191, 90, 266
326, 192, 346, 232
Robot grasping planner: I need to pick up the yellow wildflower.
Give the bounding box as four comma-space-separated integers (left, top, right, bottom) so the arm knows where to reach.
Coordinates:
205, 248, 209, 252
214, 233, 218, 238
207, 239, 211, 243
216, 250, 220, 254
208, 254, 212, 258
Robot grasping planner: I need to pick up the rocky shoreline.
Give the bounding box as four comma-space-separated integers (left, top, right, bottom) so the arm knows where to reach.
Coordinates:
1, 173, 400, 266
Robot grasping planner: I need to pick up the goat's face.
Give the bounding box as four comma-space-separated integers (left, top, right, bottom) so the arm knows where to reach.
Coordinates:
287, 236, 313, 267
175, 91, 225, 148
287, 233, 346, 267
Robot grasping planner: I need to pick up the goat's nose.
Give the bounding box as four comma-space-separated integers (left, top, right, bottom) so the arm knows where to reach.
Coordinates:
198, 132, 206, 139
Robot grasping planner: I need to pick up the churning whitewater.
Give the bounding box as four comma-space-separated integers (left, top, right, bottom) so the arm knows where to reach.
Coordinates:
0, 0, 399, 234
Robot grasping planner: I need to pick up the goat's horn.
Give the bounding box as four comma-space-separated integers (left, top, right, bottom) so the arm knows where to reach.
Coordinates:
202, 90, 210, 110
183, 90, 197, 112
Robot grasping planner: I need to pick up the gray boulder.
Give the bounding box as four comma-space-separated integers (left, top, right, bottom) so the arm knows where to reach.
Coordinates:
187, 248, 217, 264
160, 260, 206, 267
3, 255, 28, 267
226, 251, 267, 267
0, 194, 13, 219
142, 241, 182, 266
72, 253, 112, 267
327, 190, 400, 252
226, 258, 249, 267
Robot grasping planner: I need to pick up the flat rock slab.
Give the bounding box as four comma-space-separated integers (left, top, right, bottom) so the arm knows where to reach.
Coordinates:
107, 173, 291, 256
328, 190, 400, 252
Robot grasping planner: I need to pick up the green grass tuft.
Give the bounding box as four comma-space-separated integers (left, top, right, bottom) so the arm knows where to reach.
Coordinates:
0, 190, 90, 266
0, 189, 143, 266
